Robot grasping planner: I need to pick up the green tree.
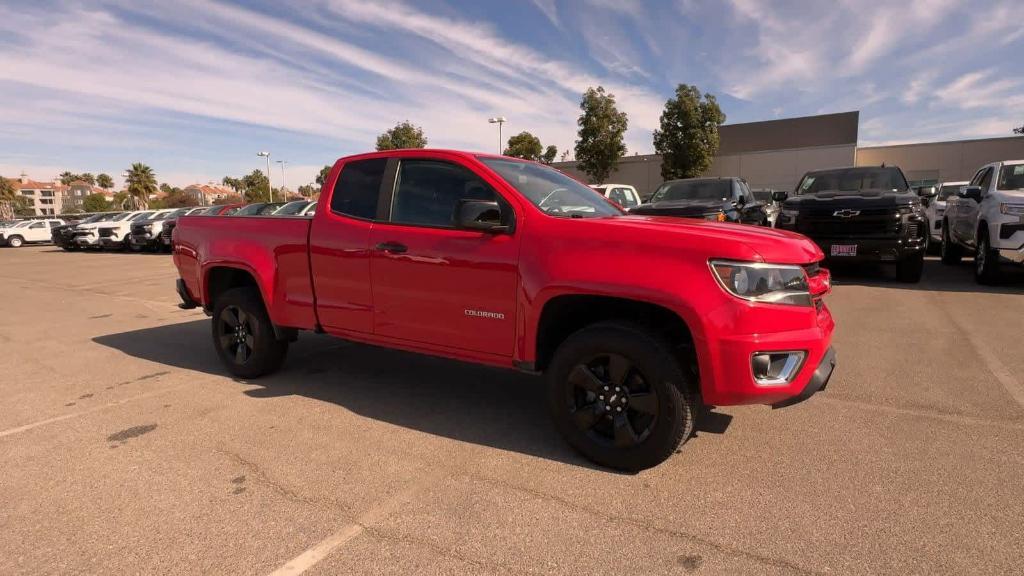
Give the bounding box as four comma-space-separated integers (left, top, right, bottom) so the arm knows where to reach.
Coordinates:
541, 145, 558, 164
298, 183, 318, 197
222, 176, 243, 193
111, 190, 129, 210
0, 177, 17, 220
315, 165, 332, 186
13, 196, 33, 217
59, 171, 76, 186
574, 86, 628, 184
82, 193, 111, 212
159, 183, 174, 195
241, 169, 272, 203
653, 84, 726, 180
163, 189, 199, 208
96, 173, 114, 189
375, 121, 428, 151
1015, 124, 1023, 135
124, 163, 157, 209
504, 131, 544, 160
79, 173, 96, 186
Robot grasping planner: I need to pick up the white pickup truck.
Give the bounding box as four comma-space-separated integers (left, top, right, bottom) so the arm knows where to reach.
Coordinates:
941, 160, 1024, 283
0, 219, 66, 247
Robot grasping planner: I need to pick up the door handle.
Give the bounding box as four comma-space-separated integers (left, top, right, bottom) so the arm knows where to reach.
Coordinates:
375, 241, 408, 254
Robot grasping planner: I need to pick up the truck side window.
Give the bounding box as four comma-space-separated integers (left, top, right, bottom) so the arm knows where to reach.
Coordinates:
331, 158, 386, 220
391, 160, 496, 228
977, 168, 992, 192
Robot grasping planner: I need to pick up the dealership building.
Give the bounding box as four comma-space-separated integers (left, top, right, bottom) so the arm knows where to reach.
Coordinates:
553, 111, 1024, 196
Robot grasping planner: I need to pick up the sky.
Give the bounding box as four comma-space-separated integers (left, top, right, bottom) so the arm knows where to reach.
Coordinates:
1, 0, 1021, 189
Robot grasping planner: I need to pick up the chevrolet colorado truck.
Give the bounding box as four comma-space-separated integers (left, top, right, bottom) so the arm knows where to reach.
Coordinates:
941, 160, 1024, 283
173, 150, 836, 470
774, 166, 929, 282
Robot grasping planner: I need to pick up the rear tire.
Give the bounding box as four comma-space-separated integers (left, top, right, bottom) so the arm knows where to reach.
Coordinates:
940, 222, 962, 265
896, 253, 924, 283
211, 287, 288, 378
546, 322, 696, 471
7, 235, 23, 248
974, 228, 1001, 285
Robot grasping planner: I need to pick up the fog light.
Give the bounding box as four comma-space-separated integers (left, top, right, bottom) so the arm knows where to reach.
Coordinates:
751, 351, 805, 386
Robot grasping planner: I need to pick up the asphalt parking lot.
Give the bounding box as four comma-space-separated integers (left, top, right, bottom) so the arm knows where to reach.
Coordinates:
2, 246, 1023, 575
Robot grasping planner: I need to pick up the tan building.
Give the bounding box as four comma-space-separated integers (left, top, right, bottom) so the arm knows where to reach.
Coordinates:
183, 184, 236, 205
554, 111, 1024, 198
6, 175, 61, 216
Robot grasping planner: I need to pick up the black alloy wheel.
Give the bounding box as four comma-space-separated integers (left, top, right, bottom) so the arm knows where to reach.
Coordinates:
565, 353, 658, 449
217, 305, 255, 365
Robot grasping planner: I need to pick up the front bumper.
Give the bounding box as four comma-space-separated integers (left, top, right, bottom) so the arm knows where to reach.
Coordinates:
129, 233, 160, 248
771, 347, 836, 409
814, 237, 924, 263
74, 234, 101, 246
696, 298, 835, 407
998, 247, 1024, 265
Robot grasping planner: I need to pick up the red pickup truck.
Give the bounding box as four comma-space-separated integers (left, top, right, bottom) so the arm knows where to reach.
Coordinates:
173, 149, 835, 470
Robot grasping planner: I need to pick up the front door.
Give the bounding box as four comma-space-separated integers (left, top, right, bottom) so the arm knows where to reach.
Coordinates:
369, 157, 519, 357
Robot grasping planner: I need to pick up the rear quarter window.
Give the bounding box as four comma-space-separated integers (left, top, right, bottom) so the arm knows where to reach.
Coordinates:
330, 158, 387, 219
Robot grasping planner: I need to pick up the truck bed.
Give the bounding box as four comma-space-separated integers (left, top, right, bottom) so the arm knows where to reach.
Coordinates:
173, 215, 317, 330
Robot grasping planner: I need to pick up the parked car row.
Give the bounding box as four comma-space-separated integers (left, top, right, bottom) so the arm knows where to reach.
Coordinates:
0, 200, 317, 251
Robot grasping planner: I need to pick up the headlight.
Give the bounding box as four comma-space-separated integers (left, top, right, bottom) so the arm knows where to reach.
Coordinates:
999, 203, 1024, 216
709, 260, 812, 306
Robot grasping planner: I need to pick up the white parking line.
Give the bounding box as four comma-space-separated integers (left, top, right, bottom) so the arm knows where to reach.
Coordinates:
0, 385, 184, 439
266, 469, 444, 576
935, 293, 1024, 411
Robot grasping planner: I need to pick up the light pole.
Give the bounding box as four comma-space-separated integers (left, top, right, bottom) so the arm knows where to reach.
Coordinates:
488, 116, 506, 155
276, 160, 288, 194
257, 151, 272, 202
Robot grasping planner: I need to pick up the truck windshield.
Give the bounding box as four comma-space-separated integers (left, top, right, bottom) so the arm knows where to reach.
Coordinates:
997, 164, 1024, 190
796, 167, 908, 195
478, 158, 622, 218
650, 180, 731, 202
938, 183, 966, 200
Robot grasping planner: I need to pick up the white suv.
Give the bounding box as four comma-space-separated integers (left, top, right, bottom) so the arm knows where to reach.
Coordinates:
0, 219, 66, 247
942, 160, 1024, 283
75, 211, 152, 249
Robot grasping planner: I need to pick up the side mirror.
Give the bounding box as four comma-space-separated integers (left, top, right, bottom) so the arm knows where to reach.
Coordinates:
456, 200, 509, 233
916, 186, 938, 199
961, 186, 983, 202
771, 190, 788, 202
735, 195, 747, 207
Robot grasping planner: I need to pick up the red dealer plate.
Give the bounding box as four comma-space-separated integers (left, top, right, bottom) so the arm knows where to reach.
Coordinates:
831, 244, 857, 257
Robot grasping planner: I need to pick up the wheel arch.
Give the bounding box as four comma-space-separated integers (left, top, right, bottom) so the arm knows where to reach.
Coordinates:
531, 294, 700, 392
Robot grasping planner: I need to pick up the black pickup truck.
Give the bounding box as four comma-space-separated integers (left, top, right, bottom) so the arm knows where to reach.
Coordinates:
629, 177, 770, 225
774, 166, 929, 282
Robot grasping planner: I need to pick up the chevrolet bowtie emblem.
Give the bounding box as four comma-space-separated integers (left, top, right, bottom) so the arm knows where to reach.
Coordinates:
833, 209, 860, 218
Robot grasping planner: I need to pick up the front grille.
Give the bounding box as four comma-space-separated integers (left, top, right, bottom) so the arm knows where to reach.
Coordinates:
161, 224, 175, 241
796, 211, 900, 238
130, 224, 147, 235
98, 228, 116, 238
906, 222, 920, 238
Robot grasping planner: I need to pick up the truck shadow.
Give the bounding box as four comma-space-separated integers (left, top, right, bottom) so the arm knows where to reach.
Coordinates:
829, 257, 1024, 294
93, 320, 730, 471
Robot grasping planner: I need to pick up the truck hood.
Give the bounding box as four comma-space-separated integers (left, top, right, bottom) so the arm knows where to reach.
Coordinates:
784, 190, 917, 211
629, 199, 730, 217
587, 215, 823, 264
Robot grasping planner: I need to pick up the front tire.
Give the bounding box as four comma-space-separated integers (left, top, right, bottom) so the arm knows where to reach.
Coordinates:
211, 287, 288, 378
940, 222, 963, 265
546, 322, 696, 471
975, 228, 1000, 285
7, 235, 23, 248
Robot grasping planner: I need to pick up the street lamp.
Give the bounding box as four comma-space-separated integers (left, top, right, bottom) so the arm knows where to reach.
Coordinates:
488, 116, 507, 155
276, 160, 288, 194
257, 151, 272, 202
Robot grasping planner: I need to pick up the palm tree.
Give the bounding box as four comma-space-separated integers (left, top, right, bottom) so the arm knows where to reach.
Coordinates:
0, 176, 17, 220
124, 163, 157, 209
